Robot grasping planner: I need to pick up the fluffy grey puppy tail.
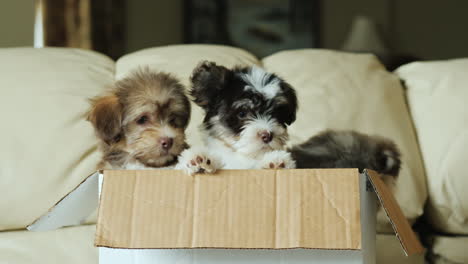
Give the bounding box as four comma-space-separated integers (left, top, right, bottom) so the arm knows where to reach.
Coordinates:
289, 130, 401, 177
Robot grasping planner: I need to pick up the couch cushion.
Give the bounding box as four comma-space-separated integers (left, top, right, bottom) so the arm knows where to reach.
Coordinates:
262, 50, 428, 231
396, 59, 468, 234
0, 48, 113, 230
429, 235, 468, 264
115, 44, 261, 146
0, 225, 97, 264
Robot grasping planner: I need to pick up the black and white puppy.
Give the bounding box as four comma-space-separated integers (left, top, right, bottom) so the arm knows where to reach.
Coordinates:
176, 61, 298, 174
177, 61, 402, 184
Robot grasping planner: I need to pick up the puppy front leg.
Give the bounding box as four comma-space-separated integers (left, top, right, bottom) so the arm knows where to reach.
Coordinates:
258, 150, 296, 169
176, 148, 223, 175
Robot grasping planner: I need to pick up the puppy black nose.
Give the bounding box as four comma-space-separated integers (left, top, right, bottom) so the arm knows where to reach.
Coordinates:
160, 137, 173, 150
259, 131, 273, 143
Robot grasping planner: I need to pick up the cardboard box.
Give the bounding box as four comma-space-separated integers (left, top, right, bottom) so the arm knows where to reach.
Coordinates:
28, 169, 424, 264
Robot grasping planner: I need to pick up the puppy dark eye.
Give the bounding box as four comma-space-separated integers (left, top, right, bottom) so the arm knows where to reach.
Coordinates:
168, 115, 185, 128
169, 116, 177, 126
113, 133, 122, 143
237, 111, 247, 118
136, 115, 149, 125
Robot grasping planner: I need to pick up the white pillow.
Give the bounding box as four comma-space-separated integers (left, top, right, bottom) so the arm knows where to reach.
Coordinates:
396, 58, 468, 234
0, 48, 113, 230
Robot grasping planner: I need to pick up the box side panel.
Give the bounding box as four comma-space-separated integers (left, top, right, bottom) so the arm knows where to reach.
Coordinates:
100, 248, 137, 264
359, 173, 377, 264
98, 173, 103, 196
99, 248, 363, 264
27, 172, 99, 231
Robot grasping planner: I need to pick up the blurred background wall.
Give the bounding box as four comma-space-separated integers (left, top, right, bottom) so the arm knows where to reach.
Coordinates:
125, 0, 183, 53
0, 1, 35, 47
1, 0, 467, 61
322, 0, 468, 60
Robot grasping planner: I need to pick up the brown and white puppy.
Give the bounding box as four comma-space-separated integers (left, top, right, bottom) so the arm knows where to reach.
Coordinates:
87, 67, 191, 169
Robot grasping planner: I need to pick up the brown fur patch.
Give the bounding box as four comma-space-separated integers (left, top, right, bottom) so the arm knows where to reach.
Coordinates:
87, 95, 122, 144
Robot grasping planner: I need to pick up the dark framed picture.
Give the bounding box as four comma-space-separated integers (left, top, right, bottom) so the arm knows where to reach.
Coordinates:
184, 0, 321, 58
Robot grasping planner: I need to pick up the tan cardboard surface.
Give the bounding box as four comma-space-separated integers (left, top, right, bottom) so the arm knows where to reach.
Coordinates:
366, 170, 425, 256
95, 169, 362, 249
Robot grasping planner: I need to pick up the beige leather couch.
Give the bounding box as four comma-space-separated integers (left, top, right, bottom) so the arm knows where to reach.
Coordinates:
0, 45, 466, 264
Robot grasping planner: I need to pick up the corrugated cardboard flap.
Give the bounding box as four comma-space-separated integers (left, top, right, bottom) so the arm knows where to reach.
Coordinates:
365, 169, 425, 256
95, 169, 362, 250
27, 171, 100, 231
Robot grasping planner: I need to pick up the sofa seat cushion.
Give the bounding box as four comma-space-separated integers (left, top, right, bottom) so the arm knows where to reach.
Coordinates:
396, 59, 468, 234
0, 226, 421, 264
0, 225, 97, 264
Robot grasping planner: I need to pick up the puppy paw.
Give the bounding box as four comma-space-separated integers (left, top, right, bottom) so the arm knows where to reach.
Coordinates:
187, 155, 216, 174
176, 149, 221, 175
260, 150, 296, 169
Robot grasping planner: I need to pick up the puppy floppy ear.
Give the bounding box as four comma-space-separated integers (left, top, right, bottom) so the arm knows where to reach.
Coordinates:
277, 81, 298, 125
86, 94, 123, 144
190, 61, 230, 109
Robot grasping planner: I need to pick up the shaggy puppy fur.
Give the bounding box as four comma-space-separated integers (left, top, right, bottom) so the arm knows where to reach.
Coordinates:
177, 61, 298, 174
290, 129, 401, 184
87, 68, 191, 169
